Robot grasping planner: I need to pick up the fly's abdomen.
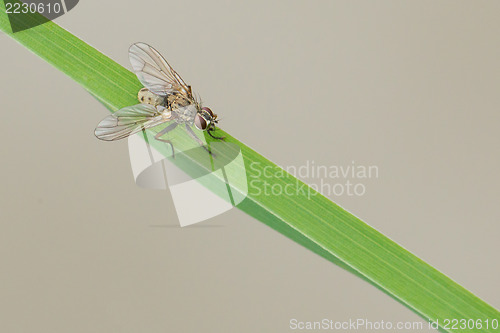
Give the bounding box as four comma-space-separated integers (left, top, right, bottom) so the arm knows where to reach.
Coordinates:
138, 88, 165, 106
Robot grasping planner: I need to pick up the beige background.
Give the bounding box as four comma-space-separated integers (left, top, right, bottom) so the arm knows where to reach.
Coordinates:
1, 1, 499, 332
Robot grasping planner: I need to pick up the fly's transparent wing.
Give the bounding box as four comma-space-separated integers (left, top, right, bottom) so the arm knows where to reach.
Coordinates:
95, 104, 168, 141
129, 42, 192, 97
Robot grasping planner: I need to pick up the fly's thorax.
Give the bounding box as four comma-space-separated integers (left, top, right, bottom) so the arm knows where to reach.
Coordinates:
167, 93, 193, 109
138, 88, 164, 106
173, 104, 197, 124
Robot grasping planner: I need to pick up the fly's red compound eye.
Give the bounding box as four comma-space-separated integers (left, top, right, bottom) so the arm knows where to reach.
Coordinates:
202, 107, 214, 117
195, 113, 208, 130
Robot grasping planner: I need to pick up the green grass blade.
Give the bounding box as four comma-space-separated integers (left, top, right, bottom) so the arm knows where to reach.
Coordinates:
1, 5, 498, 332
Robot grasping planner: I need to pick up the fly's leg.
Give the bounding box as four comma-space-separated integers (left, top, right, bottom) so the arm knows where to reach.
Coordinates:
154, 122, 178, 157
207, 128, 225, 140
184, 124, 213, 156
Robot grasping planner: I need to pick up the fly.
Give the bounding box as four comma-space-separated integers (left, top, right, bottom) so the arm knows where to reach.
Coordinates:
94, 42, 224, 155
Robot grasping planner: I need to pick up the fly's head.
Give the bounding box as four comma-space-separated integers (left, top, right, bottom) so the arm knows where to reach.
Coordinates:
194, 107, 218, 131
